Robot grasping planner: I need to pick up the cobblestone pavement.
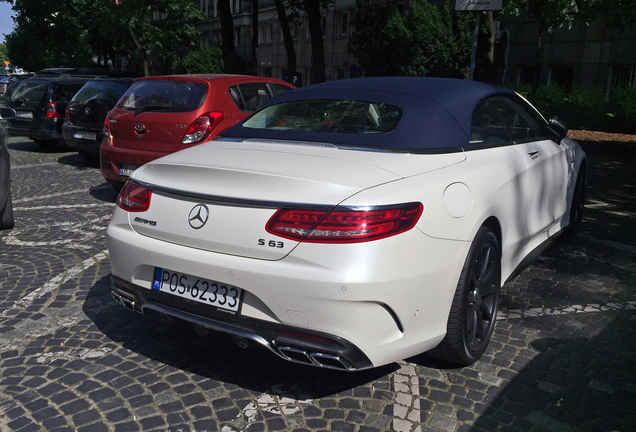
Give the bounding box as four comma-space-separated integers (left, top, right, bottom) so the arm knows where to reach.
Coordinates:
0, 137, 634, 432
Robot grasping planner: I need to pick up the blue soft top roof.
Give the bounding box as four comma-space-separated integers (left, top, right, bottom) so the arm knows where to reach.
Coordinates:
221, 77, 515, 151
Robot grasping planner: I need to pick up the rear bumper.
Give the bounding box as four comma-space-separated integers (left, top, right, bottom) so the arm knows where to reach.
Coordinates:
62, 124, 103, 153
107, 204, 466, 369
100, 139, 169, 183
8, 118, 62, 141
110, 276, 373, 371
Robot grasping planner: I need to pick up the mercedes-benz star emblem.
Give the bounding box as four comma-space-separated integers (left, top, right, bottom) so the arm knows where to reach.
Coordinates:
134, 123, 145, 134
188, 204, 209, 229
84, 107, 91, 115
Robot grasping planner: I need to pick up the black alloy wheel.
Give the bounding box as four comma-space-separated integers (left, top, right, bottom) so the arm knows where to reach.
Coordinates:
430, 226, 501, 366
562, 164, 586, 240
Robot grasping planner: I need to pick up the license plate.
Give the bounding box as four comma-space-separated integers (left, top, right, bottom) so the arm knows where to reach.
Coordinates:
153, 268, 243, 313
119, 164, 138, 176
73, 131, 97, 140
16, 111, 33, 119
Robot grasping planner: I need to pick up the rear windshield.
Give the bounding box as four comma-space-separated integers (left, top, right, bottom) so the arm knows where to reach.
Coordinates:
10, 81, 49, 103
117, 80, 208, 113
52, 82, 86, 102
242, 100, 402, 134
72, 80, 131, 106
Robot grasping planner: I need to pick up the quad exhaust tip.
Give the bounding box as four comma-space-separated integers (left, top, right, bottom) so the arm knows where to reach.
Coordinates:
278, 346, 353, 370
111, 290, 141, 313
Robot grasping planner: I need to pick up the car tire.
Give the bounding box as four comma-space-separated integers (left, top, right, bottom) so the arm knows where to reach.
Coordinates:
430, 226, 501, 366
561, 164, 586, 241
1, 192, 15, 230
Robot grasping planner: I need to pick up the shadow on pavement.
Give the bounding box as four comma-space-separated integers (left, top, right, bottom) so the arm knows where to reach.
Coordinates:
89, 182, 119, 203
83, 274, 397, 399
471, 309, 636, 431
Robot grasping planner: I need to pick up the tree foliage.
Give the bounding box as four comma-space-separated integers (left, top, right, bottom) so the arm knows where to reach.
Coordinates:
182, 44, 224, 74
348, 0, 472, 78
2, 0, 203, 75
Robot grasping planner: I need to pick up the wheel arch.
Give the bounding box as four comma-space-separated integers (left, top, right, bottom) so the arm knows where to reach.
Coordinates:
481, 216, 502, 254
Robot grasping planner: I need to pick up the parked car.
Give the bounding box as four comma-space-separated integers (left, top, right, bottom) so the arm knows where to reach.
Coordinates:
6, 69, 135, 147
106, 77, 586, 371
100, 74, 295, 190
3, 73, 35, 102
1, 107, 16, 230
0, 75, 10, 98
62, 77, 137, 160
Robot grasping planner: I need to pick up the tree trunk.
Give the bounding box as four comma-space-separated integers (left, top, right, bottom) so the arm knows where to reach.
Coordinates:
218, 0, 236, 73
530, 25, 545, 103
303, 0, 325, 84
275, 0, 296, 81
252, 0, 258, 75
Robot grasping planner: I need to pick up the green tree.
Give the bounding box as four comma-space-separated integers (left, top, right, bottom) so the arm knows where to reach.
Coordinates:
182, 44, 224, 74
0, 43, 9, 63
2, 0, 203, 75
4, 0, 95, 71
349, 0, 472, 78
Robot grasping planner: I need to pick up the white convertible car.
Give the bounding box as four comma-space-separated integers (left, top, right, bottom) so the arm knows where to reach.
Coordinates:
106, 77, 586, 371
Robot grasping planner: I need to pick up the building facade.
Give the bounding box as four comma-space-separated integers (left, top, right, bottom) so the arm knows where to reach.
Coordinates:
195, 0, 636, 94
502, 14, 636, 96
196, 0, 359, 86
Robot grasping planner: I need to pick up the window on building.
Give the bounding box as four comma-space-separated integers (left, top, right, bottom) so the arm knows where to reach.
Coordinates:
549, 66, 574, 91
339, 11, 349, 36
611, 65, 636, 89
234, 27, 240, 47
518, 65, 535, 86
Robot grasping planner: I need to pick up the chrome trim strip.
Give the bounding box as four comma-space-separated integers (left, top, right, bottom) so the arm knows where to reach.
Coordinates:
130, 178, 421, 213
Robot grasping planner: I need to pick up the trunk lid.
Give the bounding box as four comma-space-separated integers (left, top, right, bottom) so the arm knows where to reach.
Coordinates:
128, 140, 465, 259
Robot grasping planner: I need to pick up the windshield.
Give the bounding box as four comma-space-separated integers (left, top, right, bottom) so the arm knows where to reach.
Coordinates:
242, 100, 402, 135
72, 80, 131, 106
117, 80, 208, 113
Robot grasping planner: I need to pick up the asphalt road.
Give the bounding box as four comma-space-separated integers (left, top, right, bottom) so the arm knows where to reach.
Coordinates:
0, 137, 635, 432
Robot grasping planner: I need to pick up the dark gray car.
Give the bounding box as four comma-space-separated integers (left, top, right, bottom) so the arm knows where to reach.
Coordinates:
0, 107, 16, 230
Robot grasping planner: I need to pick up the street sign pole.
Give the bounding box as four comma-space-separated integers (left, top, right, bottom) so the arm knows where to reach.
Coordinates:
468, 11, 481, 81
455, 0, 503, 81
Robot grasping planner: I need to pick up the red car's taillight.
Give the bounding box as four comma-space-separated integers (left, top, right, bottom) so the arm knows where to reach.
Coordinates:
266, 203, 423, 243
182, 112, 224, 144
116, 182, 152, 212
46, 102, 59, 119
103, 112, 111, 138
65, 105, 70, 121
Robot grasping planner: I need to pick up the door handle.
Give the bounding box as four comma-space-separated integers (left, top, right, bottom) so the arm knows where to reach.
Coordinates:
528, 151, 540, 160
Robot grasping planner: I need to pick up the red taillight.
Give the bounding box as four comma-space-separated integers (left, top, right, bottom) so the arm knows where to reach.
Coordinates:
182, 112, 224, 144
103, 112, 111, 138
266, 203, 423, 243
46, 102, 59, 119
65, 106, 70, 121
116, 182, 152, 212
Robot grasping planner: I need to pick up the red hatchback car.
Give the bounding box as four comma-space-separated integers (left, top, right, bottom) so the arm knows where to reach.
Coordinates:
100, 74, 295, 189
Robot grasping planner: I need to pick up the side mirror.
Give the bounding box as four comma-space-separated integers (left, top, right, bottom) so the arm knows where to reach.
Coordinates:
548, 116, 568, 143
0, 107, 16, 120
